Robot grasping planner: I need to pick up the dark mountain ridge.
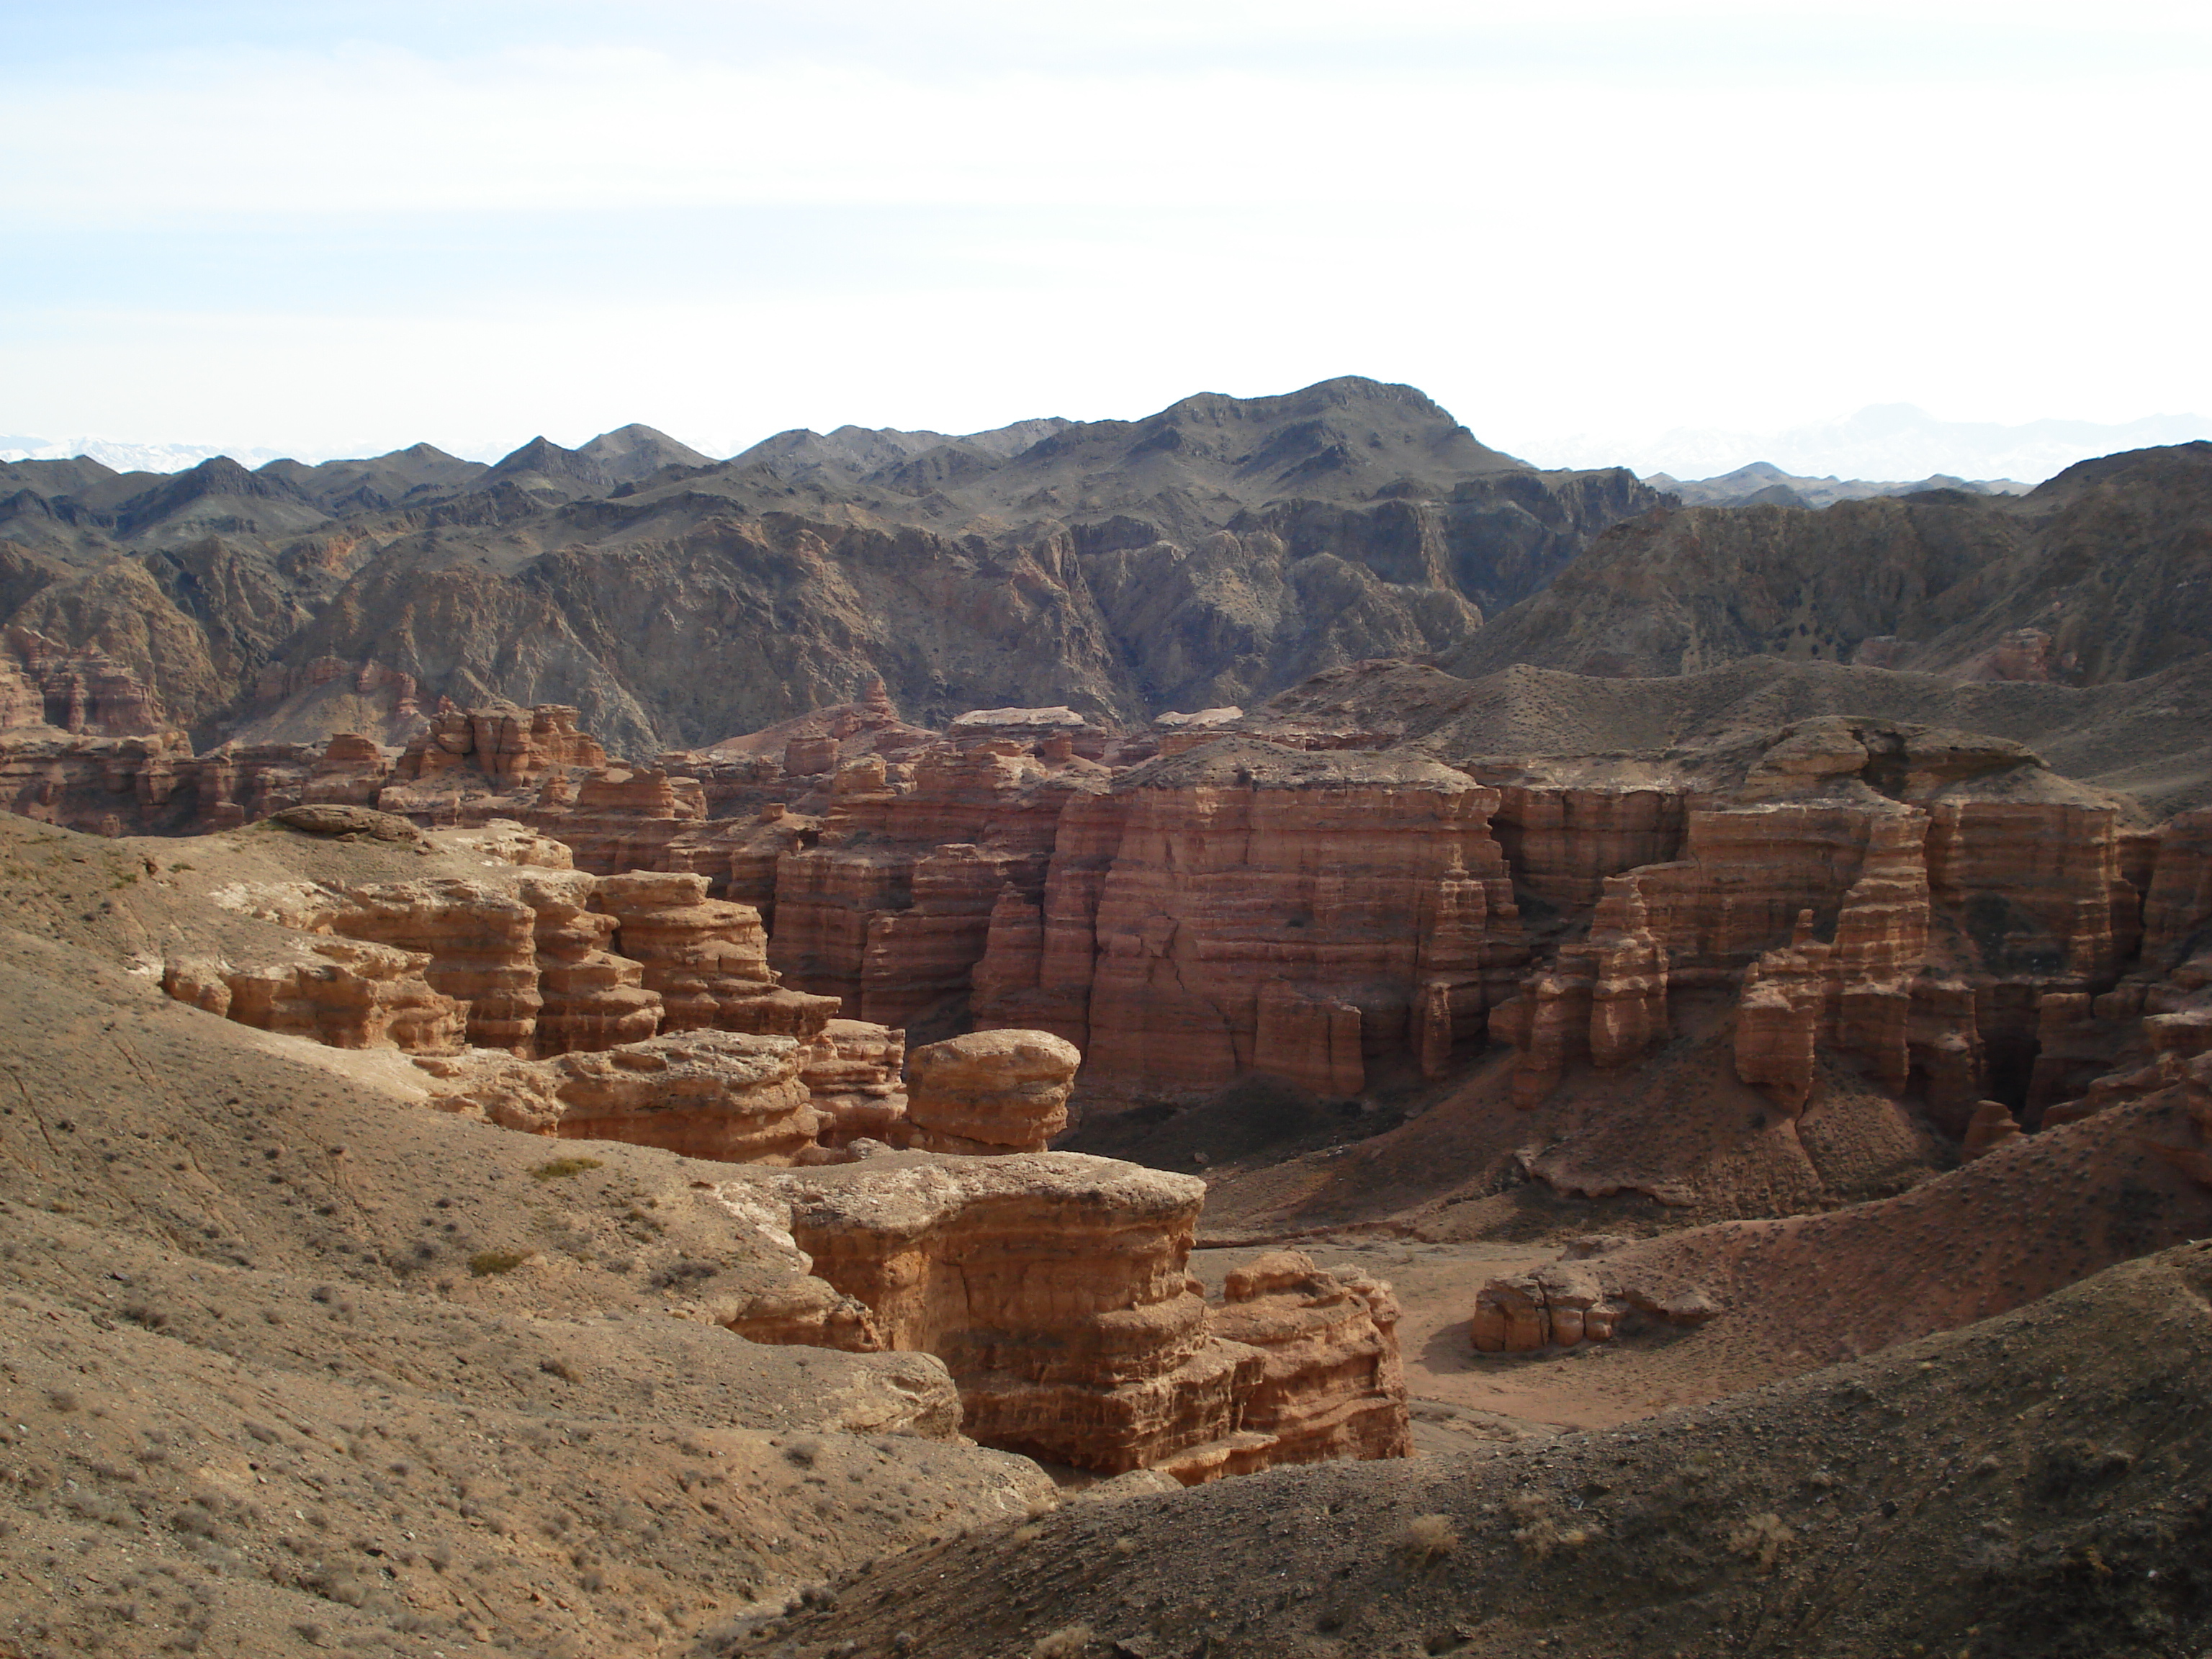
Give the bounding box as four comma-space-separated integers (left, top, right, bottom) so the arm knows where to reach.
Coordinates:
0, 377, 1669, 751
1452, 440, 2212, 689
0, 382, 2203, 763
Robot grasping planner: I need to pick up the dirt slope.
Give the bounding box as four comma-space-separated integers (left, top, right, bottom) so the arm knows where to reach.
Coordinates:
775, 1239, 2212, 1659
0, 813, 1057, 1658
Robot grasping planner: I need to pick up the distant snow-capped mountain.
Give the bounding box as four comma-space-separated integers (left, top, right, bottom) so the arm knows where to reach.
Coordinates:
0, 434, 310, 473
1526, 405, 2212, 485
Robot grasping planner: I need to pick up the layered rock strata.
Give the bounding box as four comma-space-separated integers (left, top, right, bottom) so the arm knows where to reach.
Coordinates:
1202, 1250, 1411, 1472
174, 848, 836, 1071
429, 1030, 819, 1163
161, 938, 468, 1055
768, 742, 1089, 1025
323, 878, 545, 1053
901, 1028, 1082, 1154
86, 688, 2212, 1181
974, 740, 1524, 1097
593, 871, 837, 1038
716, 1153, 1409, 1483
801, 1019, 909, 1148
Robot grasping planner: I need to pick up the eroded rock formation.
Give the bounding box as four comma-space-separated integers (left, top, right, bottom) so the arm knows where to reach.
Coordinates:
429, 1030, 819, 1163
162, 938, 467, 1055
594, 871, 837, 1038
801, 1019, 909, 1148
901, 1029, 1082, 1154
715, 1153, 1408, 1482
972, 740, 1524, 1098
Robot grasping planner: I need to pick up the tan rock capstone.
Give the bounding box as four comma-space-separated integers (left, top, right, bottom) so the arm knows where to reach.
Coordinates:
902, 1028, 1081, 1154
163, 938, 467, 1055
431, 1030, 819, 1164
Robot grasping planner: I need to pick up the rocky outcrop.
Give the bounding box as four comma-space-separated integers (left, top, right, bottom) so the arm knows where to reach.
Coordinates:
1730, 811, 1931, 1110
543, 765, 709, 876
726, 1155, 1249, 1475
979, 739, 1522, 1098
1468, 1258, 1715, 1353
162, 938, 467, 1055
325, 878, 546, 1053
901, 1029, 1082, 1154
518, 869, 665, 1053
717, 1153, 1409, 1483
1925, 800, 2132, 984
173, 850, 838, 1066
1488, 873, 1671, 1107
800, 1019, 909, 1148
593, 871, 837, 1038
2143, 807, 2212, 972
430, 1030, 819, 1163
770, 741, 1093, 1024
1, 629, 170, 735
0, 731, 332, 838
1488, 785, 1687, 911
1202, 1250, 1411, 1472
387, 700, 606, 792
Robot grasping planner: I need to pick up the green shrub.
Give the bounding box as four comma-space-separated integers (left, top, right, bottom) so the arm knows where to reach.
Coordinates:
530, 1157, 603, 1182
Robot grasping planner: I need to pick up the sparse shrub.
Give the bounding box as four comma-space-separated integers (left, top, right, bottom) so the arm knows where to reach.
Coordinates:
650, 1258, 719, 1290
468, 1250, 530, 1277
531, 1157, 603, 1182
1402, 1512, 1459, 1565
1509, 1491, 1593, 1559
1033, 1625, 1094, 1658
1727, 1512, 1795, 1572
45, 1389, 80, 1413
539, 1357, 575, 1380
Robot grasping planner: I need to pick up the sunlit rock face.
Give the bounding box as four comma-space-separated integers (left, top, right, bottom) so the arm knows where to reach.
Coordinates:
975, 739, 1524, 1098
719, 1154, 1409, 1483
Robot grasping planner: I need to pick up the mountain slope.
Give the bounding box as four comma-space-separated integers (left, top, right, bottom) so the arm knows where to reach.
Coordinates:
1452, 442, 2212, 685
0, 379, 1666, 752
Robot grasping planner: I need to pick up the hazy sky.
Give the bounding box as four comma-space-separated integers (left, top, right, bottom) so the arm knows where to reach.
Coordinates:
4, 1, 2208, 467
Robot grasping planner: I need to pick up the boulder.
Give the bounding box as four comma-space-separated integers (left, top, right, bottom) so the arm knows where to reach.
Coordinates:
902, 1028, 1082, 1154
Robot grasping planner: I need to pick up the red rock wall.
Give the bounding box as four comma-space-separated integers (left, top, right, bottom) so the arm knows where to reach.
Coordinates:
2144, 808, 2212, 972
736, 1154, 1408, 1483
1489, 784, 1687, 910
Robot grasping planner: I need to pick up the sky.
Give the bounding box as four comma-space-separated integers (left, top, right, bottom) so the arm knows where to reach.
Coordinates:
3, 0, 2208, 475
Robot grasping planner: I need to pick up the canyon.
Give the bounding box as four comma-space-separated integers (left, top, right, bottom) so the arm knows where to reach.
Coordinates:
4, 398, 2211, 1658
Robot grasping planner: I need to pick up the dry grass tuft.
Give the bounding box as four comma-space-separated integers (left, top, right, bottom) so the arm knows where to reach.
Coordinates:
1402, 1512, 1459, 1565
1032, 1623, 1094, 1658
1727, 1511, 1796, 1572
1509, 1490, 1594, 1559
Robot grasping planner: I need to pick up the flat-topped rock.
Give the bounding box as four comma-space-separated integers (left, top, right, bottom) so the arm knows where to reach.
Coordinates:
902, 1028, 1082, 1154
270, 803, 423, 841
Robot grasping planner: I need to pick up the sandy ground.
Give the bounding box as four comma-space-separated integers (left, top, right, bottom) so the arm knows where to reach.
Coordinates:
1190, 1236, 1692, 1444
